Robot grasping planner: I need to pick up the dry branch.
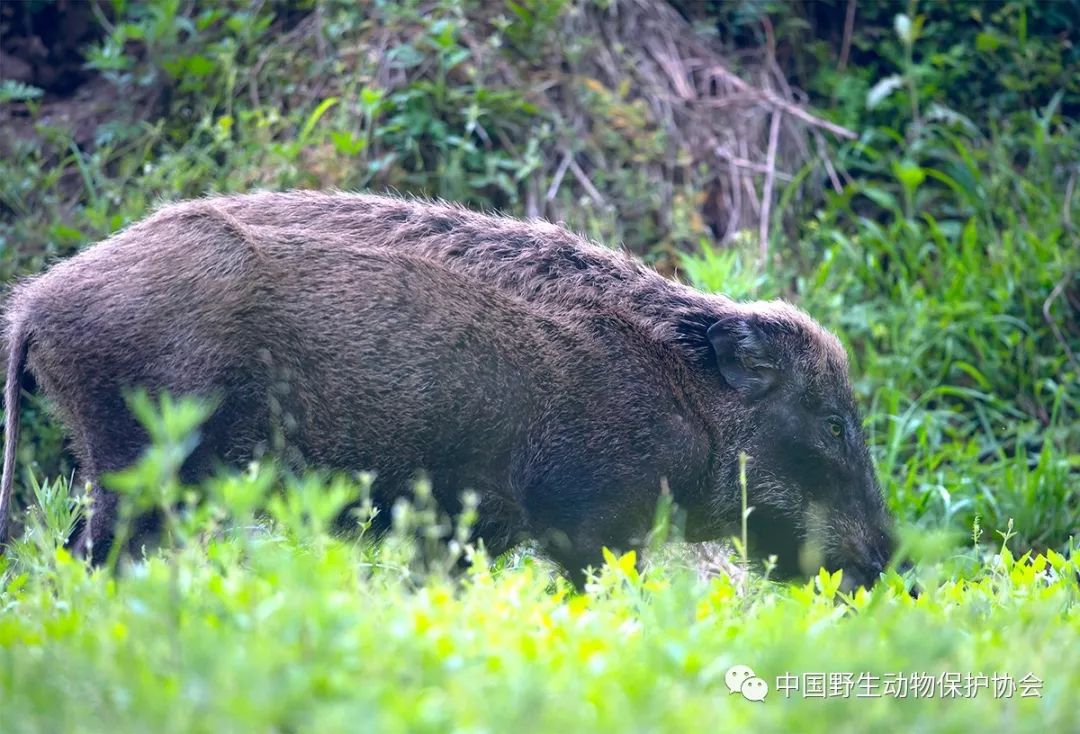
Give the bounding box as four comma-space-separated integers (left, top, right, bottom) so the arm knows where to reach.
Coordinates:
759, 110, 783, 264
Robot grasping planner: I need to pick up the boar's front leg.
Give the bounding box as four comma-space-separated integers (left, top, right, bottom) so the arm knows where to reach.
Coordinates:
523, 473, 651, 590
537, 518, 646, 591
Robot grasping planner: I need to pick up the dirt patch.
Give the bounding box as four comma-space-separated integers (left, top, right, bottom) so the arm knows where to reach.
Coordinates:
1, 0, 102, 93
0, 0, 131, 157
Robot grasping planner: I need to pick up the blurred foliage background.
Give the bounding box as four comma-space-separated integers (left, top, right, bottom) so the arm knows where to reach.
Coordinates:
0, 0, 1077, 555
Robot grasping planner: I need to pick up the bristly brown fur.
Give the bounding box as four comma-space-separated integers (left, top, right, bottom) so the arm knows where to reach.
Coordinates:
1, 191, 892, 587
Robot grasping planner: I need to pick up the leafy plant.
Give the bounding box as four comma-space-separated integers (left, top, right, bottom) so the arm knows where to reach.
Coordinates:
1, 425, 1078, 731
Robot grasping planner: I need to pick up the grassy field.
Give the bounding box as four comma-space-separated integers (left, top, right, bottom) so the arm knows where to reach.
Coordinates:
1, 452, 1077, 733
0, 1, 1078, 731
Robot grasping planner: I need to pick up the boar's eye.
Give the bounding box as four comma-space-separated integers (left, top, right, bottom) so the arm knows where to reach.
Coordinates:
826, 417, 844, 438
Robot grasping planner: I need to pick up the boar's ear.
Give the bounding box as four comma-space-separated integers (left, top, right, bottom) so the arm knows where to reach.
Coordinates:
706, 315, 779, 400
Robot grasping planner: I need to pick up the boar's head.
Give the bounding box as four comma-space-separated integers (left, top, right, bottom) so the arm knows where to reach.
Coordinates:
689, 301, 897, 590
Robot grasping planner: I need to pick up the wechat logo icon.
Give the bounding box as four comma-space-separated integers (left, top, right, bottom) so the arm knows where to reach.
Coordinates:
726, 664, 769, 702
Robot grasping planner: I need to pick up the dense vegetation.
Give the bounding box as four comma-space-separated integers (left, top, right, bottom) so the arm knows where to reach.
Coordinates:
0, 1, 1077, 731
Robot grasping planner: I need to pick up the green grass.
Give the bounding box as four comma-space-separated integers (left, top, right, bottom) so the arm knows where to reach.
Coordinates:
1, 435, 1077, 733
4, 547, 1078, 733
1, 0, 1078, 731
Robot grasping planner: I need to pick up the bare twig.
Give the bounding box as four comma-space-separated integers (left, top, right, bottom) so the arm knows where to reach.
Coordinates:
525, 177, 540, 219
813, 129, 844, 194
739, 137, 761, 220
762, 14, 776, 66
838, 0, 857, 72
645, 36, 695, 100
569, 157, 608, 209
546, 149, 574, 202
714, 146, 792, 181
699, 94, 776, 110
758, 110, 783, 264
249, 47, 270, 108
314, 0, 327, 63
1044, 274, 1080, 371
89, 0, 117, 34
704, 63, 756, 96
763, 91, 856, 139
705, 63, 857, 139
726, 159, 743, 241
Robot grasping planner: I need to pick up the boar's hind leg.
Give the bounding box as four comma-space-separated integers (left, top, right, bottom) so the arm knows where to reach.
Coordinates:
66, 402, 158, 565
69, 387, 263, 565
71, 480, 163, 567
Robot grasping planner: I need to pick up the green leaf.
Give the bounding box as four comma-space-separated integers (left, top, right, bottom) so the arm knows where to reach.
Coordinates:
961, 217, 977, 251
184, 54, 215, 77
975, 31, 1002, 52
0, 80, 44, 104
297, 97, 339, 147
330, 130, 366, 156
892, 159, 926, 192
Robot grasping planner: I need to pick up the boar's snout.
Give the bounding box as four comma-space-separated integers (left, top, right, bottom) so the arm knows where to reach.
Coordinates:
804, 464, 896, 592
832, 531, 894, 592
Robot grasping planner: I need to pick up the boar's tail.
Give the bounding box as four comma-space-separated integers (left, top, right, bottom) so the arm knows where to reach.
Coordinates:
0, 319, 30, 545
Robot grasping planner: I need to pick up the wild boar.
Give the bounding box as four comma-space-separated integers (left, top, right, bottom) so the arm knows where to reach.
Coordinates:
2, 194, 897, 588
